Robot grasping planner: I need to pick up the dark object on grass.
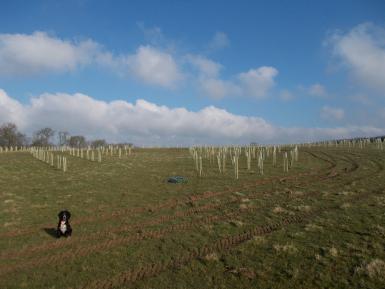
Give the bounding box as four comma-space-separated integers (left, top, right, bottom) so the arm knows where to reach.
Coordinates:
56, 210, 72, 238
167, 176, 188, 184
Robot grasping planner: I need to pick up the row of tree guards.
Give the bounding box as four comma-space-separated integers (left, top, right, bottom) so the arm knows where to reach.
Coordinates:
189, 145, 299, 179
31, 148, 68, 172
0, 136, 383, 154
0, 144, 133, 154
68, 145, 132, 160
0, 145, 133, 173
188, 137, 384, 179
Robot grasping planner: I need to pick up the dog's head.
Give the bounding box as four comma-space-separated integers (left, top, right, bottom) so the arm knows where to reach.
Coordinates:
58, 210, 71, 222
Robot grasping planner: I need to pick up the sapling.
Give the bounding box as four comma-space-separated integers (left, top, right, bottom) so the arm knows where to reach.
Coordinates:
217, 153, 222, 173
98, 149, 102, 162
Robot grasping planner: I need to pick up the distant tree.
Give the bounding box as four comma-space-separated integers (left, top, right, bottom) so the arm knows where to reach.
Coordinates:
69, 135, 87, 148
0, 123, 27, 147
32, 127, 55, 146
91, 139, 107, 148
58, 131, 70, 146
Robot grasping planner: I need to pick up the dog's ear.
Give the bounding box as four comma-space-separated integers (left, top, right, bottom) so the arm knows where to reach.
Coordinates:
66, 211, 71, 219
58, 211, 63, 218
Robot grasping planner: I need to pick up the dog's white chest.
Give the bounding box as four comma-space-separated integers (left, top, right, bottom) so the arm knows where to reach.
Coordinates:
60, 222, 67, 233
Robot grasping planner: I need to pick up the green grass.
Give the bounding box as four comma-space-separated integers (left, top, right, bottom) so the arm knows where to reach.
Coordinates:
0, 146, 384, 289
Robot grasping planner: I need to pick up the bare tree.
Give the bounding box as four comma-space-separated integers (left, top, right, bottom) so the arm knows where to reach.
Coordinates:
32, 127, 55, 146
0, 123, 27, 147
68, 135, 87, 148
58, 131, 70, 146
91, 139, 107, 148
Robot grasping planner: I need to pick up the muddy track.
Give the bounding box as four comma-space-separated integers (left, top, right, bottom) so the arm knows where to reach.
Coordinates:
1, 169, 376, 276
341, 151, 384, 185
288, 150, 345, 186
295, 149, 383, 191
0, 200, 294, 275
80, 187, 385, 289
0, 150, 333, 239
80, 213, 312, 289
0, 202, 228, 260
0, 177, 316, 262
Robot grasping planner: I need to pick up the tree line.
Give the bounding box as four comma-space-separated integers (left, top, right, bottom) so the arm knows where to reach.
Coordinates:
0, 122, 117, 148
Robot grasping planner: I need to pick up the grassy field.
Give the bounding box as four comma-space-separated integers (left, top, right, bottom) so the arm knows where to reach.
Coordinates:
0, 146, 384, 289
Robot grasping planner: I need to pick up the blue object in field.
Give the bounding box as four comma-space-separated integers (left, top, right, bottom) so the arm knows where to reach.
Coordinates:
167, 176, 188, 183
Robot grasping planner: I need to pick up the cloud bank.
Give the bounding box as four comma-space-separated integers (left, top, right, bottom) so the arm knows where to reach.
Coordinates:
1, 89, 383, 146
187, 55, 278, 99
328, 22, 385, 93
0, 31, 278, 97
125, 45, 183, 88
0, 31, 183, 89
0, 31, 98, 76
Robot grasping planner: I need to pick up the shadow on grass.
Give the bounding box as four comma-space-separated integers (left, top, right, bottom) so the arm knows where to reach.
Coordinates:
43, 228, 58, 238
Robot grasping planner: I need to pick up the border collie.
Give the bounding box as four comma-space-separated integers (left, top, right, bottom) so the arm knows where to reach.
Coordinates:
57, 210, 72, 238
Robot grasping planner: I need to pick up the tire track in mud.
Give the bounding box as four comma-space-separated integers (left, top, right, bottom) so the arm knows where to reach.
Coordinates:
309, 149, 384, 190
0, 150, 355, 260
80, 186, 385, 289
79, 185, 385, 289
291, 150, 352, 185
0, 200, 289, 276
0, 177, 313, 261
0, 202, 227, 260
284, 150, 345, 187
0, 168, 366, 274
80, 213, 310, 289
0, 150, 333, 239
293, 148, 383, 187
340, 150, 384, 186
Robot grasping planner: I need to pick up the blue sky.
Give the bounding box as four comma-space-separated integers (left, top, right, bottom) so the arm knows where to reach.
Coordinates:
0, 0, 385, 145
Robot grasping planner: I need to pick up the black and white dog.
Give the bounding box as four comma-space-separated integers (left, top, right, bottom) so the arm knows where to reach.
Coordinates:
56, 210, 72, 238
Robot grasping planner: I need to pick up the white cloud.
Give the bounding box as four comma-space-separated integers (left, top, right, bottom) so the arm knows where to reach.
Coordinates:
308, 83, 326, 97
0, 31, 275, 95
0, 32, 183, 89
0, 31, 99, 76
238, 67, 278, 99
186, 55, 238, 99
185, 54, 222, 78
320, 106, 345, 121
0, 89, 25, 126
1, 89, 384, 146
328, 22, 385, 92
125, 45, 183, 88
196, 66, 278, 100
187, 54, 278, 99
208, 32, 230, 51
199, 78, 240, 100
